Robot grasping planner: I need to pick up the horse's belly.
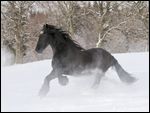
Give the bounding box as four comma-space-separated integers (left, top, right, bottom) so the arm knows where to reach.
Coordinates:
63, 69, 82, 76
63, 66, 95, 77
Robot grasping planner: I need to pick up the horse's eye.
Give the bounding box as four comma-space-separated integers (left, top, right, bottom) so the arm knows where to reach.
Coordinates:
40, 31, 43, 34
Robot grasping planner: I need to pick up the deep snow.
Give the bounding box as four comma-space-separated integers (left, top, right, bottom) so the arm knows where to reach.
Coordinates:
1, 52, 149, 112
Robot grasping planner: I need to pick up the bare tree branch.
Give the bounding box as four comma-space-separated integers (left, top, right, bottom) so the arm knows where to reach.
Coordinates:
96, 16, 135, 47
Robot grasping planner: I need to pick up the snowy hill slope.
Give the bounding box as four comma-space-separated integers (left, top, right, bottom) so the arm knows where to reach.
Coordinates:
1, 52, 149, 112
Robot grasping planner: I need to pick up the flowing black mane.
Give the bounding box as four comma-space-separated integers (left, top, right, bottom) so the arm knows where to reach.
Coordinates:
58, 29, 85, 51
44, 24, 85, 51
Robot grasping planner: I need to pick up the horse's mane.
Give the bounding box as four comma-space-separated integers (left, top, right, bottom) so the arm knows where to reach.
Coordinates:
46, 24, 85, 51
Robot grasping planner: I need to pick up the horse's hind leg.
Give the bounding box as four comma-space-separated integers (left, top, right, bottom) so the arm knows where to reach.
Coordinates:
39, 70, 57, 97
92, 71, 105, 89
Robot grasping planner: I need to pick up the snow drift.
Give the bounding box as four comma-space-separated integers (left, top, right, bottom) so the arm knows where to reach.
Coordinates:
1, 52, 149, 112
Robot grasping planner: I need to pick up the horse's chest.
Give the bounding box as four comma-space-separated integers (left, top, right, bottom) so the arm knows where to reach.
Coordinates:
52, 57, 74, 68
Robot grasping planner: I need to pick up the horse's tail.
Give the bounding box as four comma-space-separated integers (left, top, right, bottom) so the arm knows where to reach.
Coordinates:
112, 57, 137, 84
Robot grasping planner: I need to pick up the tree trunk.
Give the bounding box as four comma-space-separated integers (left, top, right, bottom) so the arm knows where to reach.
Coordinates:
15, 27, 23, 64
15, 40, 23, 64
96, 27, 105, 47
69, 16, 74, 36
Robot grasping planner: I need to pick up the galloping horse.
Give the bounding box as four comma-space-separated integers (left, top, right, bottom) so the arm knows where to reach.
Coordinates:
35, 24, 136, 97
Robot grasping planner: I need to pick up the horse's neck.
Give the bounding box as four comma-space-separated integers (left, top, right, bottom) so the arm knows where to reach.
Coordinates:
52, 44, 80, 57
50, 43, 67, 54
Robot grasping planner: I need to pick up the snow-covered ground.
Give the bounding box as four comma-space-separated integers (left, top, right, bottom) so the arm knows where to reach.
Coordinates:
1, 52, 149, 112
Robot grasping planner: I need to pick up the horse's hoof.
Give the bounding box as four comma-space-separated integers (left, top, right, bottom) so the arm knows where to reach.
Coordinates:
38, 86, 49, 98
58, 76, 69, 86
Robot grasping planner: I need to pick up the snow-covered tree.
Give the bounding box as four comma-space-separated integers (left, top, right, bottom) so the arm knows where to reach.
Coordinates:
1, 1, 34, 63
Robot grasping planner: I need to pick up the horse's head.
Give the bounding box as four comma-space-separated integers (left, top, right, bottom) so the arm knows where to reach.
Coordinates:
35, 24, 55, 53
35, 24, 84, 53
35, 24, 68, 53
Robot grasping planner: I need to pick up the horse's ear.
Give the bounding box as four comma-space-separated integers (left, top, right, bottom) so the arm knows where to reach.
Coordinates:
44, 24, 49, 29
45, 24, 49, 28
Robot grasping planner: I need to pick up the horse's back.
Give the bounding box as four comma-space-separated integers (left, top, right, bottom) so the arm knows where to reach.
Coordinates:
84, 48, 116, 72
84, 48, 113, 59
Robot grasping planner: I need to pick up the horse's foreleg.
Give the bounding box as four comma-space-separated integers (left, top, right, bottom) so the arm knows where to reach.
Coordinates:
58, 75, 69, 86
39, 70, 57, 97
92, 72, 105, 89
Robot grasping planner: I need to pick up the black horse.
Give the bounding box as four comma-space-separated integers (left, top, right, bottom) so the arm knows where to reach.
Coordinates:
35, 24, 136, 97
